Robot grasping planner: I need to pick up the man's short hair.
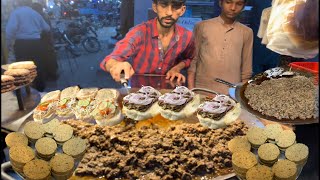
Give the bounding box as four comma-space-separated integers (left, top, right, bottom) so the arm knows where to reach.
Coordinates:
220, 0, 247, 3
152, 0, 186, 6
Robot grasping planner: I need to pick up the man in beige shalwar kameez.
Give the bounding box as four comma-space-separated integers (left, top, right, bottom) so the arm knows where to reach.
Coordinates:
188, 0, 253, 95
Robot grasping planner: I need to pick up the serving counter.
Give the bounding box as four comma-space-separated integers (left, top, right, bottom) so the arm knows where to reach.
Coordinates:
1, 74, 318, 180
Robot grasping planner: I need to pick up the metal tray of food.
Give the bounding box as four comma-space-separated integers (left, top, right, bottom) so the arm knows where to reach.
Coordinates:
234, 82, 319, 125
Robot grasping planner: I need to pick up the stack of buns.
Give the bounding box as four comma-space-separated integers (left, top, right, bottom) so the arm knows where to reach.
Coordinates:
4, 69, 31, 87
1, 75, 16, 93
8, 61, 37, 81
272, 160, 297, 180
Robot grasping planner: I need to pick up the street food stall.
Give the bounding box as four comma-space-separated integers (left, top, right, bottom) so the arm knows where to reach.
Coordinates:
1, 0, 319, 179
1, 67, 319, 179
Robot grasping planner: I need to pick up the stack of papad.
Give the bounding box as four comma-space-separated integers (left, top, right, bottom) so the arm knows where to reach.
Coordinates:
52, 124, 74, 144
50, 153, 75, 180
258, 143, 280, 166
272, 160, 297, 180
9, 145, 35, 176
62, 137, 87, 160
23, 159, 51, 180
23, 121, 45, 143
35, 137, 57, 161
41, 119, 61, 138
5, 132, 28, 148
232, 150, 258, 179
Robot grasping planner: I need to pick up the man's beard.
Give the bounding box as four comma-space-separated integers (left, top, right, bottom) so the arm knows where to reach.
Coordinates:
157, 16, 177, 28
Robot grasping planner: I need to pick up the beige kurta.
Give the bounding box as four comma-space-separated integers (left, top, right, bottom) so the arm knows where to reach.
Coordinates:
188, 16, 253, 95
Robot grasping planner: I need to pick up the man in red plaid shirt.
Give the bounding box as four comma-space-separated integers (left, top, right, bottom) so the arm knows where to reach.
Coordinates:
100, 0, 195, 84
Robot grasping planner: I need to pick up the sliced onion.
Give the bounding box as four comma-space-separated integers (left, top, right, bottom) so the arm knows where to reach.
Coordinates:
124, 93, 153, 105
172, 86, 194, 96
201, 101, 227, 114
159, 93, 188, 105
138, 86, 161, 97
264, 67, 284, 78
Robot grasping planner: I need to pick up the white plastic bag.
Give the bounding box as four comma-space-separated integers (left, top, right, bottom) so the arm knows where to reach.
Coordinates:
266, 0, 319, 59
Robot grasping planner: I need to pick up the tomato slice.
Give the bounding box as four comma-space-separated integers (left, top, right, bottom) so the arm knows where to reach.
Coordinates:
36, 105, 48, 111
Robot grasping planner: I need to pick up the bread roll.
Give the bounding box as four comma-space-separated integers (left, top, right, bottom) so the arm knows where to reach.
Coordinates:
76, 88, 98, 100
122, 86, 162, 121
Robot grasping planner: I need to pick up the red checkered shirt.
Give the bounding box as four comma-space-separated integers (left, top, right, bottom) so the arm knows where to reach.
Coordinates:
100, 18, 195, 74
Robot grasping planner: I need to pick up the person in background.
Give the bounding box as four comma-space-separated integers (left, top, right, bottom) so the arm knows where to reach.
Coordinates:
6, 0, 50, 92
188, 0, 253, 95
31, 2, 59, 81
100, 0, 195, 84
112, 0, 134, 40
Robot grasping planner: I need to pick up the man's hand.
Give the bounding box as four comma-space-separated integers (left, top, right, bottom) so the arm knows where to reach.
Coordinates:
166, 67, 186, 85
106, 59, 135, 82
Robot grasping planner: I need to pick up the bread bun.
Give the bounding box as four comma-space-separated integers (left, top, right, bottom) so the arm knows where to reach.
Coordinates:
76, 88, 98, 100
8, 61, 36, 69
94, 88, 120, 101
41, 90, 61, 103
95, 110, 124, 126
122, 102, 161, 121
60, 86, 80, 99
158, 86, 201, 121
33, 109, 56, 123
122, 86, 162, 121
160, 94, 201, 120
55, 98, 76, 118
92, 100, 124, 125
197, 95, 241, 129
282, 1, 318, 50
56, 86, 79, 118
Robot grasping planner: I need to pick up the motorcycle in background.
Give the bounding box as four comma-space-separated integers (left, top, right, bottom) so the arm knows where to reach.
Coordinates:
52, 21, 81, 57
66, 18, 101, 53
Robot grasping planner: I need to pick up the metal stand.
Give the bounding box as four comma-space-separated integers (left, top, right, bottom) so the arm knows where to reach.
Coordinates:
15, 89, 24, 110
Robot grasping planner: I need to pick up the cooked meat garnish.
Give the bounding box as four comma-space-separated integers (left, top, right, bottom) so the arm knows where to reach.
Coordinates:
62, 119, 249, 179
